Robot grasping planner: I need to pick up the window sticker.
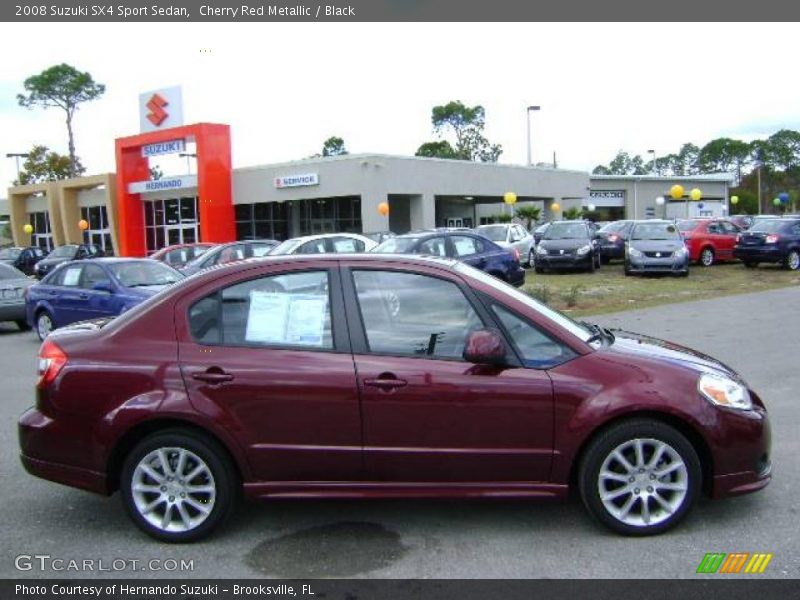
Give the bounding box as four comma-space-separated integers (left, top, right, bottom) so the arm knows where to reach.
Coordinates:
62, 267, 82, 287
245, 291, 327, 347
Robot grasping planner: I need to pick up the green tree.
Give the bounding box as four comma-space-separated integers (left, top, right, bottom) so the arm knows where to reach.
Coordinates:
415, 140, 459, 159
763, 129, 800, 171
17, 64, 105, 178
562, 207, 582, 220
14, 144, 84, 185
322, 136, 348, 157
416, 100, 502, 162
491, 212, 514, 223
514, 205, 542, 230
696, 138, 752, 183
598, 150, 647, 175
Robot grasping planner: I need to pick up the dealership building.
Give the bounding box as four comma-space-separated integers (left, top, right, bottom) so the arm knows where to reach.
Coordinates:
1, 89, 735, 256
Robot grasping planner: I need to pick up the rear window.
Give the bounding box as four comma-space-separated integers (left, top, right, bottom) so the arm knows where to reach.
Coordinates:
475, 225, 508, 242
598, 221, 629, 234
749, 220, 796, 234
676, 220, 701, 232
373, 237, 421, 253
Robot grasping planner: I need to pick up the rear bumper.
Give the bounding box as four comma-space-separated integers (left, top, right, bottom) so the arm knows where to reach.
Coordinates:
508, 267, 526, 287
0, 303, 26, 321
599, 244, 625, 259
733, 246, 784, 263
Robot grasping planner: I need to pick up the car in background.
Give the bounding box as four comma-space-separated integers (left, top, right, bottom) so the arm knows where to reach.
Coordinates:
373, 230, 525, 286
594, 220, 634, 263
363, 231, 396, 244
728, 215, 754, 230
0, 246, 47, 276
34, 243, 104, 279
676, 219, 742, 266
18, 253, 771, 541
26, 258, 185, 340
150, 243, 215, 268
532, 221, 551, 245
534, 221, 601, 273
625, 220, 689, 277
269, 233, 378, 256
474, 223, 535, 267
181, 240, 279, 276
0, 263, 34, 331
734, 217, 800, 270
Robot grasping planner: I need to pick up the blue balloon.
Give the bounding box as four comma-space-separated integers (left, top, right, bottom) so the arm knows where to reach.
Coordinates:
697, 202, 704, 209
779, 192, 790, 203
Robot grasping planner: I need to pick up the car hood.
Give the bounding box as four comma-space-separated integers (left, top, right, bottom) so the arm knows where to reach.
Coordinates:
608, 329, 740, 381
37, 256, 72, 267
539, 239, 590, 251
628, 240, 685, 252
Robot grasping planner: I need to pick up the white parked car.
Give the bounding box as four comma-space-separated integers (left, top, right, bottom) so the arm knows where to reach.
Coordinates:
474, 223, 535, 266
269, 233, 378, 256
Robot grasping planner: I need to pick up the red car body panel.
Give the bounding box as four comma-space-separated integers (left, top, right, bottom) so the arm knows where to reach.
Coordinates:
18, 255, 770, 506
681, 219, 741, 263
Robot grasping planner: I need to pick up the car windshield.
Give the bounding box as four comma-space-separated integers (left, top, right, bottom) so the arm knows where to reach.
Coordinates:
631, 222, 681, 240
49, 245, 78, 258
534, 223, 550, 233
676, 220, 701, 232
269, 239, 304, 256
373, 237, 422, 253
475, 226, 508, 242
543, 223, 587, 240
749, 220, 792, 234
110, 261, 184, 287
0, 263, 25, 279
598, 221, 627, 234
455, 262, 593, 343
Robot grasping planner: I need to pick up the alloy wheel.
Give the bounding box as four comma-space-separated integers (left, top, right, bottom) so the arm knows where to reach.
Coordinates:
700, 248, 714, 267
787, 250, 800, 271
37, 313, 53, 340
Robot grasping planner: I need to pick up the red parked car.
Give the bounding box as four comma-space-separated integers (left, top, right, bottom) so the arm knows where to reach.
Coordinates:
677, 219, 742, 266
19, 255, 771, 541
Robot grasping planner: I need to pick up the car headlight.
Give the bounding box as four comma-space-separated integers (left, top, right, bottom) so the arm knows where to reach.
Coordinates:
536, 245, 547, 255
698, 373, 752, 410
628, 246, 643, 258
674, 246, 688, 256
576, 245, 591, 256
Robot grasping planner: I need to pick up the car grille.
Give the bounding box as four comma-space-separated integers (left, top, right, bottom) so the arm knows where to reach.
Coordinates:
644, 251, 674, 258
543, 249, 574, 256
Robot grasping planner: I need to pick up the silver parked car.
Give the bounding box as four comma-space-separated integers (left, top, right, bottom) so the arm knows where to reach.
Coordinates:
474, 223, 535, 266
625, 220, 690, 277
270, 233, 378, 255
0, 263, 34, 331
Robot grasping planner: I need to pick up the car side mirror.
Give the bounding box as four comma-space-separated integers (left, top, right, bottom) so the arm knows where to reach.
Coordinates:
92, 281, 114, 293
463, 328, 507, 366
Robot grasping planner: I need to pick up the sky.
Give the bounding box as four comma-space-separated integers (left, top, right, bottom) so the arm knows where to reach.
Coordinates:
1, 22, 800, 191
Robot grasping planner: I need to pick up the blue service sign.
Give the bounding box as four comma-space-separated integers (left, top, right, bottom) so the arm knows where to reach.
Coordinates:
141, 139, 186, 158
274, 173, 320, 188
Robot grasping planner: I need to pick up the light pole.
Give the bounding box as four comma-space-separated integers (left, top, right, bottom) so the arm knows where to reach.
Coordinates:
178, 152, 197, 174
526, 106, 540, 166
647, 149, 657, 175
6, 153, 29, 182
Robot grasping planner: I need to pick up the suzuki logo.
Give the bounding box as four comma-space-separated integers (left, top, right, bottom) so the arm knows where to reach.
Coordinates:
146, 93, 169, 127
560, 249, 565, 255
656, 252, 661, 257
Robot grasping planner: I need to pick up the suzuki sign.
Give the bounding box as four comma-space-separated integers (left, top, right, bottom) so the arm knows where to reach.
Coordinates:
139, 86, 184, 133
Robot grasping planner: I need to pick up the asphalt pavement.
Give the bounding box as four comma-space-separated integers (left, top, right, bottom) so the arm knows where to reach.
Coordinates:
0, 286, 798, 579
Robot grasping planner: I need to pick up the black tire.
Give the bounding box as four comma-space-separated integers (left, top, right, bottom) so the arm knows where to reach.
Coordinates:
16, 319, 32, 332
743, 261, 759, 269
624, 264, 633, 277
535, 266, 545, 274
600, 255, 610, 265
120, 429, 238, 543
527, 249, 535, 268
784, 249, 800, 271
699, 247, 715, 267
678, 270, 690, 278
35, 311, 54, 341
587, 255, 596, 273
578, 419, 701, 536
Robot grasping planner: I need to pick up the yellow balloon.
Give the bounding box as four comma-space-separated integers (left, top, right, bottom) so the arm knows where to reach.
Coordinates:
670, 184, 684, 200
23, 224, 33, 234
690, 188, 703, 201
503, 192, 517, 205
551, 202, 561, 212
730, 195, 739, 205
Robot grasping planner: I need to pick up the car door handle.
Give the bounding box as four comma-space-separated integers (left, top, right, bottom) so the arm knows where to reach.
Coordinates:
79, 293, 89, 299
191, 370, 234, 384
364, 376, 408, 390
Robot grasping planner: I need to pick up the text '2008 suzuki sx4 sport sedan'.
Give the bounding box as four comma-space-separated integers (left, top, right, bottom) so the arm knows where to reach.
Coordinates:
19, 254, 770, 542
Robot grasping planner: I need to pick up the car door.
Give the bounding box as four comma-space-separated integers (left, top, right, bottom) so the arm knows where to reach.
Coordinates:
50, 264, 86, 326
718, 221, 741, 260
176, 265, 362, 482
448, 234, 487, 270
343, 264, 554, 482
77, 263, 120, 320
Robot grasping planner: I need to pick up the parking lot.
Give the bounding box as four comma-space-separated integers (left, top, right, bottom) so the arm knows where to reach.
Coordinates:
1, 285, 798, 579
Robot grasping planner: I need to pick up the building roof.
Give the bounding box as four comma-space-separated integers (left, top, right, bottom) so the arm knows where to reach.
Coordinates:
591, 173, 735, 183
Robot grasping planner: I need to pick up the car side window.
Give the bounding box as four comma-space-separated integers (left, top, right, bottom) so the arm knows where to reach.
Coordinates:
298, 240, 327, 254
417, 237, 447, 257
491, 304, 575, 368
166, 249, 187, 265
60, 265, 83, 287
721, 222, 740, 235
352, 270, 483, 359
792, 224, 800, 235
451, 235, 483, 257
80, 264, 110, 289
332, 237, 365, 253
707, 223, 721, 234
250, 244, 274, 257
216, 245, 245, 265
188, 270, 333, 349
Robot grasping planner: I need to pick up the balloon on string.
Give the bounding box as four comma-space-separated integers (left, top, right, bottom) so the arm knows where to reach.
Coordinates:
730, 195, 739, 205
378, 202, 389, 216
503, 192, 517, 205
690, 188, 702, 201
670, 185, 684, 200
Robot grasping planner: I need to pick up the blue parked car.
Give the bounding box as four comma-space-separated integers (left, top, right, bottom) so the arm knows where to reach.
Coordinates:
734, 217, 800, 270
372, 230, 525, 287
26, 258, 184, 340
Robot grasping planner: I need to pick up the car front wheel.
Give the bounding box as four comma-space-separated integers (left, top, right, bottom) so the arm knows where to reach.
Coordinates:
121, 429, 238, 543
785, 249, 800, 271
578, 419, 701, 536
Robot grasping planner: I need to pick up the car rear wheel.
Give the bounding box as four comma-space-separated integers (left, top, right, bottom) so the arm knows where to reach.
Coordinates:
121, 429, 238, 543
535, 266, 545, 274
785, 249, 800, 271
579, 419, 701, 536
35, 311, 54, 341
699, 247, 715, 267
15, 319, 31, 332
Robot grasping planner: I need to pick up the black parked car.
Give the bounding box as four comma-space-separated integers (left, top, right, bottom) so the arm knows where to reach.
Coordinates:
373, 230, 525, 287
625, 220, 689, 277
534, 221, 601, 273
0, 246, 46, 276
34, 244, 103, 279
734, 217, 800, 270
532, 221, 551, 245
595, 220, 634, 263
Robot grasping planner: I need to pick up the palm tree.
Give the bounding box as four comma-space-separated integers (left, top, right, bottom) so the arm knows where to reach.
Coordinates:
514, 205, 541, 230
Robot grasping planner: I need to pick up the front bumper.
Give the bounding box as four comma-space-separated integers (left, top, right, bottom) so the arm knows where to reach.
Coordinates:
536, 253, 593, 270
627, 253, 689, 274
0, 303, 26, 321
710, 405, 772, 499
733, 246, 784, 264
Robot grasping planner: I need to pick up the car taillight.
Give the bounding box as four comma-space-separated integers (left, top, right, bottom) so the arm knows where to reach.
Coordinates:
736, 234, 741, 243
512, 248, 520, 262
766, 234, 779, 244
37, 339, 67, 388
608, 234, 619, 242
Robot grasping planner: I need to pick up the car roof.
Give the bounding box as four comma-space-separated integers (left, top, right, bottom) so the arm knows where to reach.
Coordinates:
281, 233, 372, 243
